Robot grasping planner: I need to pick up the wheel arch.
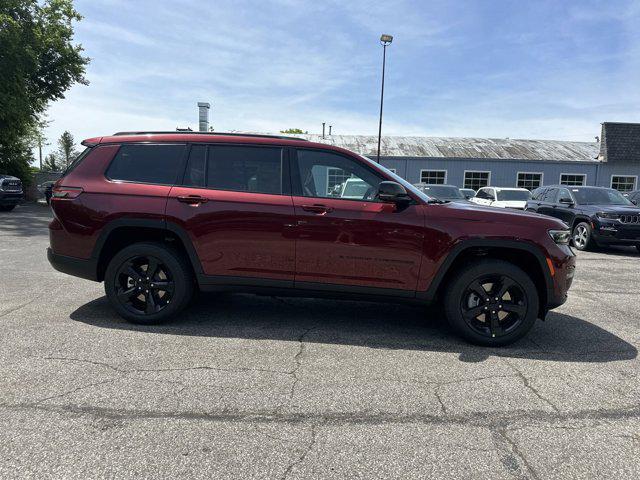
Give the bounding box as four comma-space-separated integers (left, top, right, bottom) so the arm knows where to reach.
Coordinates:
419, 239, 553, 318
92, 218, 202, 282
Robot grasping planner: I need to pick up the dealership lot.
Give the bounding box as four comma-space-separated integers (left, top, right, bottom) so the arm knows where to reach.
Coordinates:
1, 204, 639, 479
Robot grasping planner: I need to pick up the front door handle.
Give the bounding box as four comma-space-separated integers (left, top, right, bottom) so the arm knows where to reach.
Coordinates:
300, 204, 334, 214
177, 195, 208, 205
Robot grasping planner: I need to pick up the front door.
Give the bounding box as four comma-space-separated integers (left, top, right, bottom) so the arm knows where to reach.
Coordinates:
290, 148, 424, 294
165, 143, 296, 285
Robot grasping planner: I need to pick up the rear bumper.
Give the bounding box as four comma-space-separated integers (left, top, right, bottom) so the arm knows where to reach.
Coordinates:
47, 248, 98, 281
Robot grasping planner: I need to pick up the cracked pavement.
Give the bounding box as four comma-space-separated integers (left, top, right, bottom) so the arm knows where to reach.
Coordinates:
1, 204, 639, 479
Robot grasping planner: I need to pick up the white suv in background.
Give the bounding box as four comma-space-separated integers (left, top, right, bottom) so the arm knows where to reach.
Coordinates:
471, 187, 532, 210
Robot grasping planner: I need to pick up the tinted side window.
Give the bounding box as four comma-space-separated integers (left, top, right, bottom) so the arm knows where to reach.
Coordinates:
184, 145, 206, 187
107, 144, 185, 185
294, 149, 384, 201
542, 188, 557, 202
207, 145, 282, 194
531, 187, 546, 200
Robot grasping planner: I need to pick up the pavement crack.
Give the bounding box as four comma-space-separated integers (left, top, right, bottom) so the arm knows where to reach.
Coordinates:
286, 326, 316, 403
499, 357, 560, 413
34, 379, 119, 404
491, 426, 540, 480
280, 422, 319, 480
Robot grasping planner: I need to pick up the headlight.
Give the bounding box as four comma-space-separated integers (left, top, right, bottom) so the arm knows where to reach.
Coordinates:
548, 229, 571, 245
596, 212, 620, 220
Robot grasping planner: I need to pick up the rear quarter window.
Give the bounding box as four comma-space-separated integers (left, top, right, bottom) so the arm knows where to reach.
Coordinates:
106, 144, 185, 185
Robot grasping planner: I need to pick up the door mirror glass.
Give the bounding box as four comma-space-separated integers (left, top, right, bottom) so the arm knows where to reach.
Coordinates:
377, 181, 411, 204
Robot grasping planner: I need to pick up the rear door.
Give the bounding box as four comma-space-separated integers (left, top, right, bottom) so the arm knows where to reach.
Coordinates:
165, 143, 296, 285
290, 148, 424, 293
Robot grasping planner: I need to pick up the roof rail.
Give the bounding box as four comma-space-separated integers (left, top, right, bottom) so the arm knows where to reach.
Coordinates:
111, 131, 308, 141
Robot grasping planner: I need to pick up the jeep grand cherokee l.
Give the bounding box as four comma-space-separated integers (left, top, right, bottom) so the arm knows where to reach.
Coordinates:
47, 132, 576, 346
526, 185, 640, 252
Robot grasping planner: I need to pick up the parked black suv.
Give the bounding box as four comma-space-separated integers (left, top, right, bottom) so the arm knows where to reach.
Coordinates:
527, 185, 640, 252
0, 175, 24, 211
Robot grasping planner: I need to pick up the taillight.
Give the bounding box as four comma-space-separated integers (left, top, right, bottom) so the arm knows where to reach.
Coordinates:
52, 186, 84, 199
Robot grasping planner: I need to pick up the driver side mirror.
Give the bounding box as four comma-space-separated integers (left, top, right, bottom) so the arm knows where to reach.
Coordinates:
377, 181, 412, 204
559, 197, 574, 206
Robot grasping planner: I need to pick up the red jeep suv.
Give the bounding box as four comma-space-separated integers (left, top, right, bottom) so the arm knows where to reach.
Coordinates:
48, 132, 576, 346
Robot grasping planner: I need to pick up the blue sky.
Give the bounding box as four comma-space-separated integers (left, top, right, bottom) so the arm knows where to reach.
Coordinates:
43, 0, 640, 154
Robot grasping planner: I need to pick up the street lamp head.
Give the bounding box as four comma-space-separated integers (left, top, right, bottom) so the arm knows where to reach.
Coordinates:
380, 34, 393, 45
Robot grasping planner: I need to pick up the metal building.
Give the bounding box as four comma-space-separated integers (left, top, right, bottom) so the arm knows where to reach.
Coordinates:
295, 122, 640, 192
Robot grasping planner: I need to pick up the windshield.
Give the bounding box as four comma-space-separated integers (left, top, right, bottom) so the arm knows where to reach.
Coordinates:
357, 155, 431, 203
496, 190, 531, 201
420, 185, 465, 199
572, 188, 633, 205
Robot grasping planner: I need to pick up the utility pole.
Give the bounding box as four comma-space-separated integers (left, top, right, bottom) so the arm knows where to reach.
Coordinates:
377, 34, 393, 163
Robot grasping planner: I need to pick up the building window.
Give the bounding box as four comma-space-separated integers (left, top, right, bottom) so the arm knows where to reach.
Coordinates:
327, 167, 351, 195
463, 171, 490, 190
611, 175, 637, 192
517, 172, 543, 190
420, 170, 447, 184
559, 174, 586, 186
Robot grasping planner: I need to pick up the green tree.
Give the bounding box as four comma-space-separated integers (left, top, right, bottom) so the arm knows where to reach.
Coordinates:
42, 152, 60, 172
280, 128, 307, 134
55, 130, 78, 168
0, 0, 89, 184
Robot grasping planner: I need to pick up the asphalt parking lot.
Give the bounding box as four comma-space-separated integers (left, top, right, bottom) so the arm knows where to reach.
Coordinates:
1, 203, 639, 479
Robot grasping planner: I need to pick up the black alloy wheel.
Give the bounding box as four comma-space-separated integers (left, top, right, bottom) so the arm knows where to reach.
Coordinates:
104, 242, 193, 324
460, 274, 527, 339
114, 255, 175, 315
444, 259, 538, 346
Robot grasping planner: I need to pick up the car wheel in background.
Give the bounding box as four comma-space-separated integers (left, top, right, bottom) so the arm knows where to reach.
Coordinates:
572, 222, 593, 251
444, 259, 539, 347
104, 242, 194, 324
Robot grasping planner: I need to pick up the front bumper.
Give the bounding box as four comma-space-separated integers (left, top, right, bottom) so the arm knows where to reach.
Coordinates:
546, 244, 576, 311
47, 248, 98, 281
592, 219, 640, 245
0, 192, 24, 206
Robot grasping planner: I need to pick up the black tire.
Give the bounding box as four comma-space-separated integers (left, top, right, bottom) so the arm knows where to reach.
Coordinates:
0, 205, 16, 212
104, 242, 194, 324
443, 259, 539, 347
572, 221, 593, 251
636, 245, 640, 254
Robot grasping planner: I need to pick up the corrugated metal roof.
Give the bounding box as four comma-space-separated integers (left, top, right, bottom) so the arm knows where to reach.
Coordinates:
292, 134, 600, 162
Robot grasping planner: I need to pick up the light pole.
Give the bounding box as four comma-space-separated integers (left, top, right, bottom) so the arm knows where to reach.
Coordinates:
376, 34, 393, 163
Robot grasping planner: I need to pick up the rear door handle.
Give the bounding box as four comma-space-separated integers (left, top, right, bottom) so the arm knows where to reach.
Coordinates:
177, 195, 208, 205
300, 204, 334, 214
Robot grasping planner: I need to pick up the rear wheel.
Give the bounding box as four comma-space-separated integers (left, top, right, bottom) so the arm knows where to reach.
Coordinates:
104, 242, 193, 324
444, 259, 539, 346
0, 205, 16, 212
572, 222, 593, 251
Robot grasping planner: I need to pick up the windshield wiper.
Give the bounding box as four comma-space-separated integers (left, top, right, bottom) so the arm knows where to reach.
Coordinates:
427, 198, 449, 204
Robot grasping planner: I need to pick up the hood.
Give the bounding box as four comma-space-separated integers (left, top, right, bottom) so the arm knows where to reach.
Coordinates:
581, 204, 640, 215
431, 200, 567, 229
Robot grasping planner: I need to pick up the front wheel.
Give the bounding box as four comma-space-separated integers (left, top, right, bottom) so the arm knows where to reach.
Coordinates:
572, 222, 593, 251
444, 259, 539, 346
104, 242, 194, 324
